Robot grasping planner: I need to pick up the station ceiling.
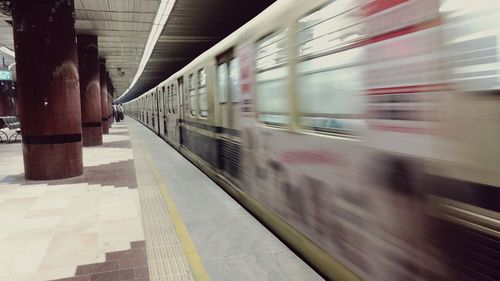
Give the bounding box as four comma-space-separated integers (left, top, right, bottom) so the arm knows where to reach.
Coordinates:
0, 0, 276, 102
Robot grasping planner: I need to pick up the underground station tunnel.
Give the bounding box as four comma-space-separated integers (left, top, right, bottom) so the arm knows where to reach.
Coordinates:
0, 0, 499, 280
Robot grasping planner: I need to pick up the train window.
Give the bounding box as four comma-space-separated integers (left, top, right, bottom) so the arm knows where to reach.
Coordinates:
256, 30, 289, 125
178, 78, 184, 109
256, 30, 287, 70
297, 0, 363, 58
217, 63, 229, 103
176, 84, 179, 113
229, 58, 240, 103
189, 74, 196, 116
198, 68, 208, 117
167, 85, 171, 113
170, 84, 174, 114
167, 86, 171, 113
162, 86, 166, 114
171, 84, 176, 114
171, 86, 174, 113
296, 2, 366, 135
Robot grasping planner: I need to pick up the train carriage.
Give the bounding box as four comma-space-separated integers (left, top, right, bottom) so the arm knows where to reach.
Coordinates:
123, 0, 500, 280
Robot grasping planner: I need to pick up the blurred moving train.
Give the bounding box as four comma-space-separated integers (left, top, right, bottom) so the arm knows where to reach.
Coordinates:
123, 0, 500, 280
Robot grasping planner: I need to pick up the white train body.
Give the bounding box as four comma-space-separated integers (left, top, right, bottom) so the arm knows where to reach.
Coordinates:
124, 1, 500, 279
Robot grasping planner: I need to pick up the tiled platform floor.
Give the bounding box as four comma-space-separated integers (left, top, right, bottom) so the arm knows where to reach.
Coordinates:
0, 119, 324, 281
0, 123, 146, 281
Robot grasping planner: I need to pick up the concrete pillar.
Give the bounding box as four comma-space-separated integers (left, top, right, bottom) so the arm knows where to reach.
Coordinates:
99, 59, 109, 134
77, 34, 102, 146
12, 0, 83, 180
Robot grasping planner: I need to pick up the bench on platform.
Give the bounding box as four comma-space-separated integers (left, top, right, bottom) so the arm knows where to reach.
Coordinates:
0, 116, 21, 143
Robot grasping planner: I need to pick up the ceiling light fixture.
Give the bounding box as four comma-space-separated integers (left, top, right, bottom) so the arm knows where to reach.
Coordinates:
0, 46, 15, 58
115, 0, 176, 102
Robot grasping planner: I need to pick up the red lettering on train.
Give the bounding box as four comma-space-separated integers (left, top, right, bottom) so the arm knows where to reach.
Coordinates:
280, 150, 346, 166
241, 70, 249, 80
362, 0, 408, 16
241, 83, 251, 93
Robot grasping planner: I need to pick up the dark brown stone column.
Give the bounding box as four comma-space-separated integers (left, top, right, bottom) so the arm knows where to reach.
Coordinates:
77, 34, 102, 146
99, 59, 109, 134
12, 0, 83, 180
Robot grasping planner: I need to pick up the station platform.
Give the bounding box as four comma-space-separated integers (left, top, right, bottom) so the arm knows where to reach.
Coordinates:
0, 118, 323, 281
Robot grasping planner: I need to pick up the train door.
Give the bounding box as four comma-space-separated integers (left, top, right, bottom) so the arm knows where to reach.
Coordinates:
155, 88, 160, 134
165, 85, 170, 139
217, 49, 242, 181
144, 97, 146, 122
142, 97, 145, 122
218, 50, 242, 131
150, 94, 154, 128
166, 83, 178, 145
146, 95, 149, 125
152, 92, 156, 129
216, 49, 239, 129
228, 57, 241, 130
172, 82, 180, 147
158, 86, 164, 137
178, 78, 184, 120
178, 77, 185, 146
162, 85, 167, 138
151, 92, 154, 128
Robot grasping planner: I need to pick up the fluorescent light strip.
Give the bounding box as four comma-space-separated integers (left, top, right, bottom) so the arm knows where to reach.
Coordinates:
0, 46, 15, 58
116, 0, 176, 101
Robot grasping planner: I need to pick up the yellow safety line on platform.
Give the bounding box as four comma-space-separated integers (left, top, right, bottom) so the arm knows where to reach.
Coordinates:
144, 152, 212, 281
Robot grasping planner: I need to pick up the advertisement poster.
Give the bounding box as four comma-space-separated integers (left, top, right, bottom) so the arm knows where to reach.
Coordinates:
237, 45, 256, 128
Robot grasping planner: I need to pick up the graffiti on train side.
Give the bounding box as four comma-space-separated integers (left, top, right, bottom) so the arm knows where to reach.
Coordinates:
241, 126, 453, 279
241, 128, 375, 276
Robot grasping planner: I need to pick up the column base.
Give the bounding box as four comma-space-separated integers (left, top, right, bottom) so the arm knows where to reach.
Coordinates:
23, 141, 83, 180
82, 126, 103, 146
102, 118, 109, 134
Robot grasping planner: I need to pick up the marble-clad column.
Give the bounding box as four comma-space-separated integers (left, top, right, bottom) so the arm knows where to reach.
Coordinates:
77, 34, 102, 146
13, 0, 83, 180
99, 59, 109, 134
